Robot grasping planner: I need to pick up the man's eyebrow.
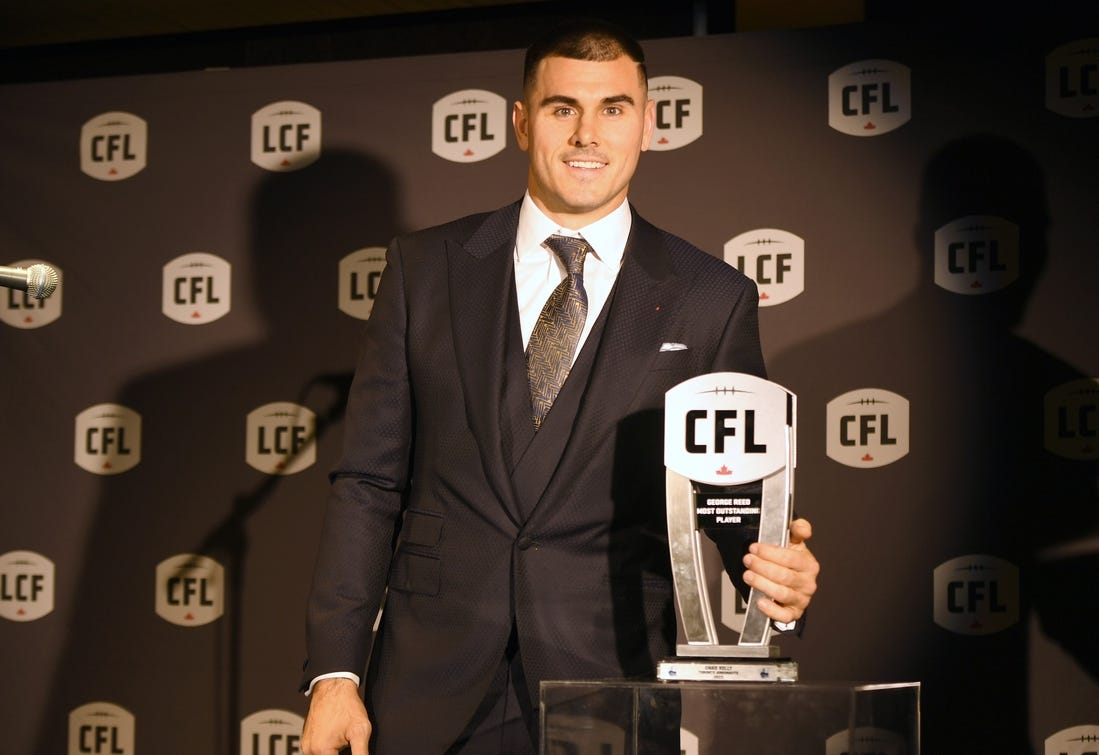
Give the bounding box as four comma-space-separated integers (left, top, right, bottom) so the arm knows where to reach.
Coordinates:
539, 94, 636, 108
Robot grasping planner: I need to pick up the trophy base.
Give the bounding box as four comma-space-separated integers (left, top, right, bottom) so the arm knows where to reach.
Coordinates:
656, 657, 798, 683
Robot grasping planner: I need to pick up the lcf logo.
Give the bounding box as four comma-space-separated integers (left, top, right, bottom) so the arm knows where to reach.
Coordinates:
246, 401, 317, 475
431, 89, 507, 163
240, 710, 305, 755
1045, 378, 1099, 460
828, 59, 911, 136
723, 229, 805, 306
80, 111, 147, 181
0, 258, 63, 329
74, 404, 142, 475
1046, 38, 1099, 118
251, 101, 322, 172
68, 702, 135, 755
1045, 724, 1099, 755
826, 389, 910, 468
0, 550, 55, 622
339, 247, 387, 320
647, 75, 703, 150
162, 252, 232, 324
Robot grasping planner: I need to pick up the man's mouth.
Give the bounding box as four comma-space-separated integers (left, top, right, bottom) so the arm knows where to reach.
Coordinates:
565, 159, 606, 170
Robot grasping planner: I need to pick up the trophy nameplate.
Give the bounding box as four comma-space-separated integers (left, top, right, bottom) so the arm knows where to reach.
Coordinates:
657, 372, 797, 683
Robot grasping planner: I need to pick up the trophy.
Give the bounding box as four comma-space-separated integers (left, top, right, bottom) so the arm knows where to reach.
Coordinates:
657, 372, 798, 682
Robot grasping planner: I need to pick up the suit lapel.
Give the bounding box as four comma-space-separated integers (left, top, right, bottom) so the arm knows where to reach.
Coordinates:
447, 202, 524, 525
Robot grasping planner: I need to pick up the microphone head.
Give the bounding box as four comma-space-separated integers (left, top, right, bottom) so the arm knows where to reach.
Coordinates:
27, 263, 59, 300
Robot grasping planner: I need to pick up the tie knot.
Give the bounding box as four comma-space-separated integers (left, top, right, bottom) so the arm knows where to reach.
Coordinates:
544, 234, 589, 276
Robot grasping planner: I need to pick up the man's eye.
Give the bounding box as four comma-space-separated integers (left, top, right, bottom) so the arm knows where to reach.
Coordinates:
605, 106, 622, 116
554, 107, 575, 117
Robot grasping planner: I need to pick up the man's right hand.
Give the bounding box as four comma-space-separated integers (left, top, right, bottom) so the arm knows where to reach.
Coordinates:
301, 677, 372, 755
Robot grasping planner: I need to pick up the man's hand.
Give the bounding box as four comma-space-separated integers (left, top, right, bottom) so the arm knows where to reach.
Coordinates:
741, 517, 820, 625
301, 677, 372, 755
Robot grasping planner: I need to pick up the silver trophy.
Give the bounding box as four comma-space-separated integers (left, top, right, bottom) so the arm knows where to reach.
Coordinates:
657, 372, 798, 682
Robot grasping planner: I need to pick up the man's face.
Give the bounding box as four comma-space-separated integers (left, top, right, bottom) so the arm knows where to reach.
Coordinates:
513, 55, 655, 228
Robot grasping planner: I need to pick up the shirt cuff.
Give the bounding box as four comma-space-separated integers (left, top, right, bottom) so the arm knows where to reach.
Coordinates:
304, 671, 361, 696
772, 619, 798, 632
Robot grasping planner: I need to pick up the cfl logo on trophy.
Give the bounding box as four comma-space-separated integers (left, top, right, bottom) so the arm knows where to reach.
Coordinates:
825, 726, 907, 755
826, 389, 909, 469
666, 374, 790, 484
828, 60, 911, 136
240, 709, 305, 755
80, 111, 147, 181
1044, 378, 1099, 460
339, 247, 387, 320
251, 101, 322, 172
156, 554, 224, 627
724, 229, 805, 306
933, 554, 1019, 635
74, 403, 142, 475
934, 215, 1019, 295
1, 258, 63, 329
0, 550, 54, 622
246, 401, 316, 475
68, 702, 135, 755
1045, 724, 1099, 755
1046, 38, 1098, 118
162, 252, 231, 324
648, 76, 702, 151
432, 89, 507, 163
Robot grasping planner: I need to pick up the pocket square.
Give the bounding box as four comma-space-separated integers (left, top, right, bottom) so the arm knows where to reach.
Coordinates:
659, 342, 688, 352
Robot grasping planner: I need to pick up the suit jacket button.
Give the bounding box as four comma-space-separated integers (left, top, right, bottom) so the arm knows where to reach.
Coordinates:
516, 536, 534, 550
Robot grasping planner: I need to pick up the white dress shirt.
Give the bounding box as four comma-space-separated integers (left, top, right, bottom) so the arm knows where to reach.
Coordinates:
513, 192, 631, 359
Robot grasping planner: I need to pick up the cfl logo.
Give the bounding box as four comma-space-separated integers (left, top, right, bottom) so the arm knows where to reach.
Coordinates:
934, 215, 1019, 295
162, 252, 232, 324
431, 89, 507, 163
1046, 38, 1099, 118
828, 60, 911, 136
240, 710, 305, 755
0, 550, 55, 622
647, 75, 703, 151
80, 111, 147, 181
74, 404, 142, 475
246, 401, 317, 475
1, 258, 63, 329
339, 247, 387, 320
156, 554, 225, 627
724, 229, 805, 307
251, 101, 322, 172
68, 702, 135, 755
933, 554, 1019, 635
826, 389, 910, 469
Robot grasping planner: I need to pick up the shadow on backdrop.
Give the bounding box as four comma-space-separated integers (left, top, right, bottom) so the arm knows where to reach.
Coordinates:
34, 148, 405, 755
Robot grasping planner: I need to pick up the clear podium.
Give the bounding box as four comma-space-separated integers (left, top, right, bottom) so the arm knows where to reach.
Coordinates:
540, 679, 920, 754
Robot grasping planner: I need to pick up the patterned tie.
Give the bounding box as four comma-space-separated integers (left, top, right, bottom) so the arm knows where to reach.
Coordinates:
526, 234, 590, 429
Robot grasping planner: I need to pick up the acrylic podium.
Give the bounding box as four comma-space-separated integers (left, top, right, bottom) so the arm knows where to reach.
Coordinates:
540, 679, 920, 754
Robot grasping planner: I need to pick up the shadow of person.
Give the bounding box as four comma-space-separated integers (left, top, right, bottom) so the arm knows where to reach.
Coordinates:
33, 148, 404, 755
767, 133, 1098, 754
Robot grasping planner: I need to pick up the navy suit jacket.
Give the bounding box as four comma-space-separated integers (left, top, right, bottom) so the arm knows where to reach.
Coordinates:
303, 200, 766, 752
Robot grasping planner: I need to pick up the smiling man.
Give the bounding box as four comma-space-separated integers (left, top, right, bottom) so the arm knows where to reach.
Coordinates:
301, 19, 819, 755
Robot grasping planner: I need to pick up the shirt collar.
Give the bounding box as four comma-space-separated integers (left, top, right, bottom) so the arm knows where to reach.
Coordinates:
516, 192, 632, 268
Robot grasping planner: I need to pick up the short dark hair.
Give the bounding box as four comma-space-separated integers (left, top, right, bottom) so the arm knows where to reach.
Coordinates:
523, 19, 648, 96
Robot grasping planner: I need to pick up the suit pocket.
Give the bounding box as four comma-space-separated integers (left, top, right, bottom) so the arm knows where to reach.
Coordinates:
389, 549, 441, 596
649, 349, 693, 372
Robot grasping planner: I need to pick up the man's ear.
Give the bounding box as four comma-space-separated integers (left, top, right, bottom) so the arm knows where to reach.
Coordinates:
512, 100, 530, 152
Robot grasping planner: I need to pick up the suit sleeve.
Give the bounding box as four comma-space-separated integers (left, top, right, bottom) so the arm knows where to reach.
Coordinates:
302, 236, 414, 688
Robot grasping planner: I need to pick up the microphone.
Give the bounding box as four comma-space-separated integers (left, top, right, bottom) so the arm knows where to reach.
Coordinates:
0, 263, 60, 300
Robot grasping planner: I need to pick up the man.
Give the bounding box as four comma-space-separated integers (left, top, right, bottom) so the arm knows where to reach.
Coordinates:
302, 19, 819, 754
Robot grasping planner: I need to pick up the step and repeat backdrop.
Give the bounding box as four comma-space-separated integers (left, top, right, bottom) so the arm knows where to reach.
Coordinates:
1, 19, 1097, 755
